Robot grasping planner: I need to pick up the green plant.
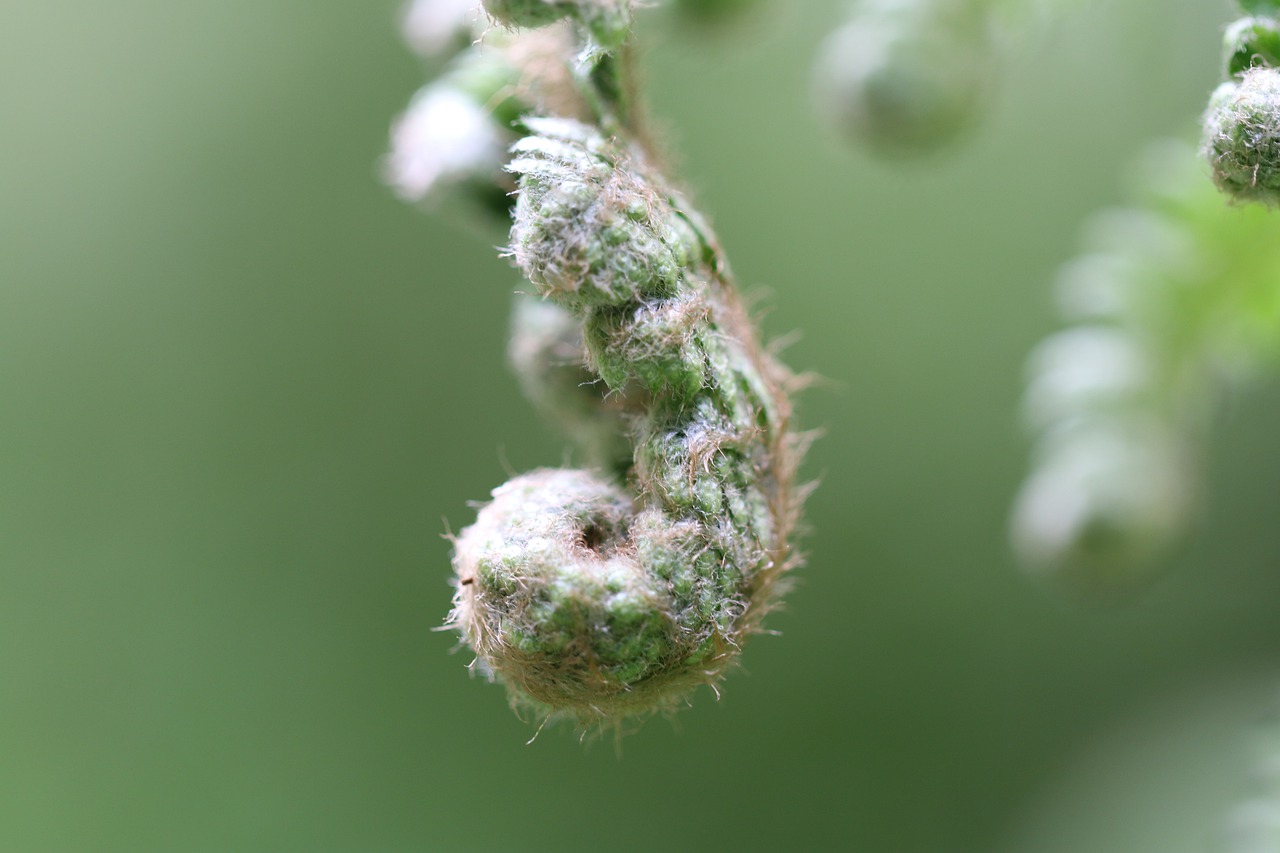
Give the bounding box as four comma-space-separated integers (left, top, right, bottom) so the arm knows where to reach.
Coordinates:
389, 0, 804, 731
813, 0, 998, 154
1203, 3, 1280, 205
1003, 0, 1280, 598
1010, 142, 1280, 597
389, 0, 1280, 747
1221, 711, 1280, 852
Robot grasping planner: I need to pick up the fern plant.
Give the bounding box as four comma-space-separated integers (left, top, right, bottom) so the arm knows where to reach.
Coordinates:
388, 0, 805, 731
1007, 0, 1280, 598
387, 0, 1280, 744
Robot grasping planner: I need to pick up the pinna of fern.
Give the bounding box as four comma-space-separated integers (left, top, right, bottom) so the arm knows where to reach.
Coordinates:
1012, 142, 1280, 597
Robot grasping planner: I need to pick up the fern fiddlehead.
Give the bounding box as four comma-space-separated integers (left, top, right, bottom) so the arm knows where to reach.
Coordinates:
813, 0, 999, 156
388, 0, 803, 728
1204, 1, 1280, 205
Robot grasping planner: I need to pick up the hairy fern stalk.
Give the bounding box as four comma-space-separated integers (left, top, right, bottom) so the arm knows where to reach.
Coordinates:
388, 0, 805, 730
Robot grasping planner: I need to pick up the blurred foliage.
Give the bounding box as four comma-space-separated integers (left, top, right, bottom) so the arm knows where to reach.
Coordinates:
4, 1, 1280, 851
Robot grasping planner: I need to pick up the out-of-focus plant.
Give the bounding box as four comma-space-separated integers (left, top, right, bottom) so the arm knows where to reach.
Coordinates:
813, 0, 1000, 155
1004, 2, 1280, 844
1007, 0, 1280, 599
1222, 710, 1280, 853
811, 0, 1073, 156
1011, 143, 1280, 597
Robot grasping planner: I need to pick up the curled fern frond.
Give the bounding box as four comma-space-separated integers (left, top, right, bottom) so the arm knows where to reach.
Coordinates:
389, 0, 805, 730
450, 114, 803, 726
1203, 8, 1280, 204
813, 0, 998, 156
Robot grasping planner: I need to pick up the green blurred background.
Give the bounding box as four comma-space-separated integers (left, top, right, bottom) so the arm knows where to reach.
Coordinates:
4, 1, 1280, 850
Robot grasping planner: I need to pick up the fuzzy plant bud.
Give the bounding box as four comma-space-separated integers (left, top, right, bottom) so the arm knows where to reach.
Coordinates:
384, 48, 521, 206
813, 0, 994, 156
507, 117, 690, 310
1019, 327, 1150, 433
1202, 69, 1280, 205
482, 0, 632, 50
384, 19, 591, 219
1203, 10, 1280, 204
449, 117, 801, 726
386, 85, 508, 204
507, 294, 634, 472
452, 470, 694, 708
401, 0, 483, 59
1011, 420, 1195, 597
1224, 16, 1280, 78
